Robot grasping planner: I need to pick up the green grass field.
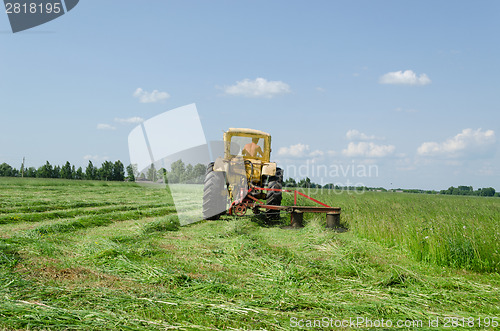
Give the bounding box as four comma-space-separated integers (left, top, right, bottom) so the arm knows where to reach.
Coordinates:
1, 177, 499, 330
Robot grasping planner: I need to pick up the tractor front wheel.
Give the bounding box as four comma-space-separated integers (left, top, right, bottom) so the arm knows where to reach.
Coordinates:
202, 163, 227, 220
265, 180, 282, 220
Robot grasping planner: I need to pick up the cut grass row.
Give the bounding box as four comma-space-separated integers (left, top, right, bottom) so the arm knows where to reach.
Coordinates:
0, 203, 175, 224
1, 215, 499, 330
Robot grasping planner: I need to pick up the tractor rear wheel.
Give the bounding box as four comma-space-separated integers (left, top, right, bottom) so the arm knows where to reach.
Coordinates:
265, 180, 282, 220
275, 167, 284, 184
203, 163, 226, 220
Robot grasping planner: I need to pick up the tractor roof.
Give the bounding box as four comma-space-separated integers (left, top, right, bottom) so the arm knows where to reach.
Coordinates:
227, 128, 271, 136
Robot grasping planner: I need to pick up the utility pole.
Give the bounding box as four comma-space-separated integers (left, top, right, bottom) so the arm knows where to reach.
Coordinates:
21, 157, 25, 178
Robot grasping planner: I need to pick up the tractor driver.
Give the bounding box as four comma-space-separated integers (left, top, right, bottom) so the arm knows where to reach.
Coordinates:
242, 138, 263, 158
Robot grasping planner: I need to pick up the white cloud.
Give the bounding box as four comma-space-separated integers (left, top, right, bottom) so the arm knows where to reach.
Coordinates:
379, 70, 431, 85
278, 144, 336, 159
316, 87, 326, 92
278, 143, 309, 157
133, 88, 170, 103
346, 129, 382, 141
97, 123, 116, 130
309, 150, 324, 157
417, 128, 496, 158
342, 142, 395, 158
327, 150, 337, 157
114, 117, 144, 124
223, 77, 291, 98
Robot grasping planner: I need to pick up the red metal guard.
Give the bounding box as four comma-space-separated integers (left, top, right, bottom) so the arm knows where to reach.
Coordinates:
227, 186, 335, 216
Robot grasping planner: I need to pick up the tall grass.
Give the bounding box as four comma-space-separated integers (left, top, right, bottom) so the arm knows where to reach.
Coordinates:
303, 190, 500, 272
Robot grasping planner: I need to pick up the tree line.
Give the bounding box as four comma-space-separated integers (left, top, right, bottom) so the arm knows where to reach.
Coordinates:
283, 177, 498, 197
0, 159, 206, 183
439, 185, 497, 197
283, 177, 385, 191
139, 160, 206, 184
0, 160, 131, 181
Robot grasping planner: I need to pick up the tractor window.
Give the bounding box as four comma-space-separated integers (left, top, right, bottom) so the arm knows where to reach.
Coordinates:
230, 136, 265, 158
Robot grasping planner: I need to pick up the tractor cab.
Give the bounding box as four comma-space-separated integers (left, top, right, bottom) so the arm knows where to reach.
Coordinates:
221, 128, 275, 186
204, 128, 283, 220
224, 128, 271, 163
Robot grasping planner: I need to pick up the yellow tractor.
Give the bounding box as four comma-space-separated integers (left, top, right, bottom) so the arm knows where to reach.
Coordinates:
203, 128, 283, 220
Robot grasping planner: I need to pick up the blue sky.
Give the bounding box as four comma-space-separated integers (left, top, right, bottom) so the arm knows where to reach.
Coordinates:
1, 1, 499, 190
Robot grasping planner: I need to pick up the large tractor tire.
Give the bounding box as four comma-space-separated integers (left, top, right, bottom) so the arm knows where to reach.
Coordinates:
203, 163, 226, 220
265, 167, 283, 220
275, 167, 284, 184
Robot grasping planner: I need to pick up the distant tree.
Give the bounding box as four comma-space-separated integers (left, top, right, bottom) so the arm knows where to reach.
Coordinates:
37, 161, 53, 178
126, 164, 136, 182
112, 160, 125, 181
169, 160, 185, 183
99, 161, 114, 181
458, 186, 473, 194
26, 167, 37, 177
71, 165, 76, 179
183, 164, 194, 182
298, 177, 312, 188
75, 167, 84, 180
86, 161, 96, 180
158, 168, 167, 183
0, 163, 13, 177
479, 187, 495, 197
284, 177, 297, 188
440, 187, 451, 195
146, 163, 157, 181
60, 161, 73, 179
52, 165, 61, 178
192, 164, 206, 183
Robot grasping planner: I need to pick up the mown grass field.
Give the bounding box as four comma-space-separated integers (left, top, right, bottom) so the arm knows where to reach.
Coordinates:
1, 177, 499, 330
